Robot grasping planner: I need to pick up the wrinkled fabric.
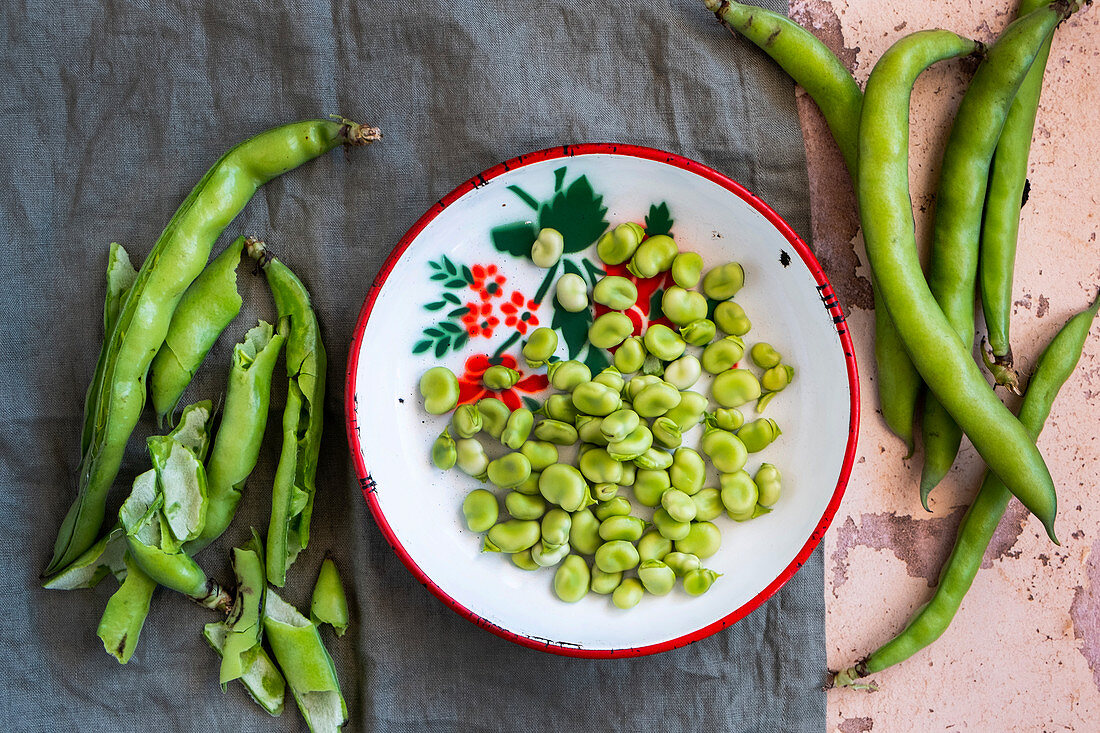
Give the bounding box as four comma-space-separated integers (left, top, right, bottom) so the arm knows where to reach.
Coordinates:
0, 0, 825, 730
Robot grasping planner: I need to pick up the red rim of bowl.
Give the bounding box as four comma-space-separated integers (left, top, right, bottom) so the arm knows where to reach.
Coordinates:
345, 143, 860, 659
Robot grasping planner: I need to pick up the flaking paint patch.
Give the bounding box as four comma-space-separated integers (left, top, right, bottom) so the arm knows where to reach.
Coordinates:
831, 507, 967, 595
1070, 538, 1100, 691
838, 717, 874, 733
983, 500, 1031, 568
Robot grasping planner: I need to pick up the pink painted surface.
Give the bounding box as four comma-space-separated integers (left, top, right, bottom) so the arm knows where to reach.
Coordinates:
784, 0, 1100, 729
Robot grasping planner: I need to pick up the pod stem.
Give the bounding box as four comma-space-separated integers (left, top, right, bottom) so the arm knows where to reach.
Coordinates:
244, 236, 271, 271
827, 662, 877, 690
330, 115, 383, 146
981, 338, 1023, 396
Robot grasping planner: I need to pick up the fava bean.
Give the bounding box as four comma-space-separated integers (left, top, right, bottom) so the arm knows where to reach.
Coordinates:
515, 471, 542, 496
572, 381, 623, 416
634, 468, 671, 507
541, 508, 573, 549
599, 515, 646, 543
739, 418, 782, 452
751, 342, 782, 369
669, 448, 706, 495
628, 234, 678, 278
555, 273, 589, 312
539, 463, 592, 512
664, 355, 701, 390
484, 520, 541, 553
462, 489, 499, 532
596, 496, 633, 521
593, 366, 626, 393
671, 252, 704, 288
638, 560, 676, 596
633, 447, 673, 471
593, 482, 619, 501
593, 276, 639, 310
643, 324, 687, 362
478, 397, 511, 438
712, 369, 761, 407
761, 364, 795, 393
456, 438, 489, 478
589, 312, 634, 349
597, 222, 645, 265
607, 424, 653, 461
692, 488, 725, 522
714, 301, 751, 336
638, 530, 672, 562
543, 394, 580, 423
702, 336, 746, 374
568, 509, 601, 554
756, 393, 778, 413
487, 453, 532, 489
680, 318, 717, 346
700, 426, 748, 473
665, 390, 707, 431
683, 568, 721, 596
532, 541, 571, 567
651, 417, 683, 450
711, 408, 745, 432
661, 488, 697, 523
419, 367, 460, 414
522, 327, 559, 368
505, 491, 548, 521
511, 549, 540, 571
575, 415, 609, 446
431, 428, 457, 470
483, 365, 521, 390
520, 441, 558, 471
613, 577, 645, 609
653, 507, 691, 541
675, 521, 722, 559
702, 262, 745, 300
662, 287, 709, 326
614, 336, 647, 373
664, 551, 700, 577
755, 464, 782, 507
590, 567, 623, 595
451, 404, 482, 439
533, 419, 579, 445
501, 407, 534, 450
531, 227, 565, 268
580, 448, 624, 484
554, 555, 591, 602
720, 471, 759, 516
547, 360, 591, 391
601, 409, 641, 443
595, 540, 640, 573
624, 374, 661, 402
634, 381, 682, 418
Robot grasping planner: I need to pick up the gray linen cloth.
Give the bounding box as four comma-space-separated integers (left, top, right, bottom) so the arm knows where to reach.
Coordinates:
0, 0, 825, 730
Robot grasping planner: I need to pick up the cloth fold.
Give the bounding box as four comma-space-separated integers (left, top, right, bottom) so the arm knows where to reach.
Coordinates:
0, 0, 824, 729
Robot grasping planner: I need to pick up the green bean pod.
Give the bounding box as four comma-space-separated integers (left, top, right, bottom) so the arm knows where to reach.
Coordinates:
311, 554, 350, 637
149, 236, 245, 422
833, 297, 1098, 687
203, 621, 286, 716
96, 550, 157, 664
187, 322, 284, 554
858, 21, 1063, 542
248, 239, 328, 586
48, 118, 379, 576
980, 0, 1053, 391
264, 589, 348, 731
221, 532, 266, 684
920, 5, 1070, 505
706, 0, 921, 453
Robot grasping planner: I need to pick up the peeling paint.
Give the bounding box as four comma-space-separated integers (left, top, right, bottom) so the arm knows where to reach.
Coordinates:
838, 717, 875, 733
983, 500, 1031, 568
1070, 539, 1100, 691
831, 508, 967, 594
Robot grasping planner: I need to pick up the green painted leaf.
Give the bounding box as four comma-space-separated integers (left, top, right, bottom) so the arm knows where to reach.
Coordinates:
507, 185, 540, 211
645, 202, 674, 237
425, 301, 446, 311
553, 167, 567, 192
461, 266, 474, 285
429, 261, 442, 271
440, 322, 462, 334
434, 337, 450, 358
447, 306, 468, 318
551, 302, 592, 361
582, 344, 610, 374
649, 288, 665, 322
444, 292, 461, 304
442, 256, 457, 275
522, 396, 541, 411
430, 272, 449, 281
444, 277, 467, 288
424, 327, 444, 338
539, 175, 609, 255
581, 259, 605, 287
532, 262, 559, 305
413, 340, 432, 354
454, 332, 469, 350
491, 222, 538, 259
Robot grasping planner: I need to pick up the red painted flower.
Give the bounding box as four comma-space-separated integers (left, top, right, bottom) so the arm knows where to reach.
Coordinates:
461, 301, 499, 338
456, 353, 549, 409
500, 291, 540, 335
593, 261, 675, 338
470, 264, 507, 301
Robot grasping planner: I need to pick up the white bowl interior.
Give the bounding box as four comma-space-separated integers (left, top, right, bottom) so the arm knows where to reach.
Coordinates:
350, 151, 852, 652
